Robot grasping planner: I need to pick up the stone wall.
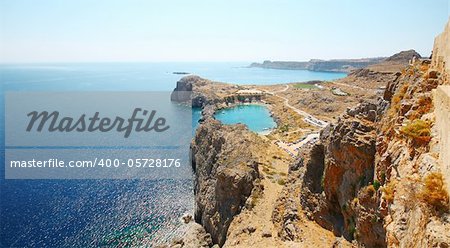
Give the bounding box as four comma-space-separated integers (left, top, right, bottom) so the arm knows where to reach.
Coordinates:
432, 18, 450, 195
434, 86, 450, 194
432, 18, 450, 83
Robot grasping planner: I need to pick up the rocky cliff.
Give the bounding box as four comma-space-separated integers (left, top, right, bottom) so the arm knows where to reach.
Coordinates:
183, 20, 450, 248
170, 75, 210, 108
273, 36, 449, 248
286, 49, 450, 248
278, 102, 386, 247
191, 119, 261, 246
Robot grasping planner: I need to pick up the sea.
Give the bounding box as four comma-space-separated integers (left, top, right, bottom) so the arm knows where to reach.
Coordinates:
0, 62, 346, 247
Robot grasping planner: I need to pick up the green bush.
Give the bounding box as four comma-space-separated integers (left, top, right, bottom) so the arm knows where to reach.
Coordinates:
373, 180, 381, 191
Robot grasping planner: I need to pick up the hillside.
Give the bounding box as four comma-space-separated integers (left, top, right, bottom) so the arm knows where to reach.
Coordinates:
168, 20, 450, 248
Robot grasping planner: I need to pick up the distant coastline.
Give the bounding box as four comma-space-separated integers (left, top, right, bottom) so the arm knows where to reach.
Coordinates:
249, 57, 385, 73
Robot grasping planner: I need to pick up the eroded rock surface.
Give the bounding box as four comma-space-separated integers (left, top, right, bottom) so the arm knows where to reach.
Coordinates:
191, 119, 261, 246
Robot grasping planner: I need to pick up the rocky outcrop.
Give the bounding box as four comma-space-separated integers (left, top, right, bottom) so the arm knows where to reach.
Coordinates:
368, 50, 423, 73
191, 119, 260, 246
385, 49, 422, 62
296, 102, 385, 247
171, 76, 208, 107
376, 58, 450, 247
293, 58, 450, 247
169, 223, 213, 248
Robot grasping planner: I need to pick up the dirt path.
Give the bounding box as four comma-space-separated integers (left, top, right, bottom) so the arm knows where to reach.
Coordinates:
275, 133, 320, 156
265, 85, 328, 128
223, 142, 349, 248
223, 145, 291, 247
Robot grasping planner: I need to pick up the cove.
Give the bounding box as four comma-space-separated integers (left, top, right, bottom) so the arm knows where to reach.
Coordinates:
214, 104, 277, 134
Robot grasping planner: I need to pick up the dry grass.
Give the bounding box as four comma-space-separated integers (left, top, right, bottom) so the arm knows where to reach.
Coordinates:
249, 188, 263, 209
420, 64, 429, 73
418, 172, 449, 212
363, 185, 376, 198
382, 180, 397, 203
407, 96, 433, 120
391, 83, 409, 107
400, 119, 431, 142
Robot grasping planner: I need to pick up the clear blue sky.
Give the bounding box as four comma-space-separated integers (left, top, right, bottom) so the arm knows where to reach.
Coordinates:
0, 0, 448, 63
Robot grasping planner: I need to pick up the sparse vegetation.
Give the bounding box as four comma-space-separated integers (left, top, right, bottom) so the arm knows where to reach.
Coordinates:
420, 63, 429, 73
249, 188, 263, 209
391, 83, 409, 107
277, 178, 286, 186
382, 181, 397, 203
380, 172, 386, 184
294, 83, 317, 89
371, 215, 378, 224
400, 119, 431, 142
363, 185, 376, 198
418, 172, 449, 212
342, 203, 347, 212
279, 124, 289, 132
373, 180, 381, 191
348, 223, 356, 240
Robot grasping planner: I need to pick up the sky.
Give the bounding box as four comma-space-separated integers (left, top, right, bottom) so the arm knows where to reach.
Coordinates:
0, 0, 449, 63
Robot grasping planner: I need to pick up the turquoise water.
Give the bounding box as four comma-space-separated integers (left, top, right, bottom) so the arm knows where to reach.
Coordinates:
0, 62, 344, 247
214, 105, 277, 133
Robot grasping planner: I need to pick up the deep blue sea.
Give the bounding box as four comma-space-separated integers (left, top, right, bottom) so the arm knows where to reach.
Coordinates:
0, 62, 345, 247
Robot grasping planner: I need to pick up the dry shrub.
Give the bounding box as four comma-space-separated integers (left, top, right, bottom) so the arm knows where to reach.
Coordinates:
391, 83, 410, 110
416, 96, 433, 116
418, 172, 449, 212
249, 188, 263, 209
420, 64, 429, 73
360, 185, 376, 201
400, 119, 431, 142
382, 180, 397, 203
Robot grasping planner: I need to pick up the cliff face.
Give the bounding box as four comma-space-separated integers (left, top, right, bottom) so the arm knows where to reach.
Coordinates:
170, 76, 208, 108
376, 60, 450, 247
293, 102, 385, 247
293, 51, 450, 248
277, 27, 450, 247
191, 119, 261, 246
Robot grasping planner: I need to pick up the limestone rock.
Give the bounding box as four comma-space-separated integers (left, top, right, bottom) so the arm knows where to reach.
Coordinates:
191, 119, 260, 246
167, 222, 213, 248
